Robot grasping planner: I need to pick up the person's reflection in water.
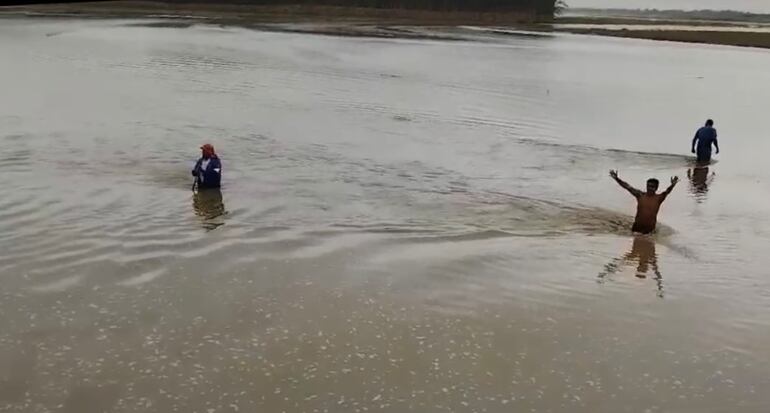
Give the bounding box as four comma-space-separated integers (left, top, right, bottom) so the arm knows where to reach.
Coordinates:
598, 235, 664, 297
192, 188, 226, 231
687, 165, 716, 202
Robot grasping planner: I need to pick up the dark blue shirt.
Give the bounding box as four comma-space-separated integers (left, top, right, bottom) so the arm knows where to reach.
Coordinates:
192, 156, 222, 189
693, 126, 718, 155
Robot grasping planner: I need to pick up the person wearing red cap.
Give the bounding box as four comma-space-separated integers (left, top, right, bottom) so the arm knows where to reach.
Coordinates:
192, 144, 222, 189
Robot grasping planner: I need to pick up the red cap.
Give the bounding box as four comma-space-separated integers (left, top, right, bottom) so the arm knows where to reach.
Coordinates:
200, 144, 216, 157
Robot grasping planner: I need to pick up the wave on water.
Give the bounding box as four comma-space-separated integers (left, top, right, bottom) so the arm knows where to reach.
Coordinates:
458, 26, 555, 39
328, 189, 677, 240
122, 21, 199, 29
513, 136, 695, 169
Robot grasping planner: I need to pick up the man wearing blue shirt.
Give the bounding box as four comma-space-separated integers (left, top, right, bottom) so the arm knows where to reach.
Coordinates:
691, 119, 720, 164
192, 144, 222, 189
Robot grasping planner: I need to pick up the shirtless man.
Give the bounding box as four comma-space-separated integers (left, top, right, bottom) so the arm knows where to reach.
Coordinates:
610, 170, 679, 234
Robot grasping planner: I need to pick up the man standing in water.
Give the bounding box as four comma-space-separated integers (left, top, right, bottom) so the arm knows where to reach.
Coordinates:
692, 119, 720, 164
610, 170, 679, 234
192, 144, 222, 189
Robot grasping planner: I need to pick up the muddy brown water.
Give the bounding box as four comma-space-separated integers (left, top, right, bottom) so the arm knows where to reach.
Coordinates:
1, 18, 770, 413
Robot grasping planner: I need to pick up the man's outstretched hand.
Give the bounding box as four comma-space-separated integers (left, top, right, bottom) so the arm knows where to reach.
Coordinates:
671, 176, 680, 186
609, 170, 619, 180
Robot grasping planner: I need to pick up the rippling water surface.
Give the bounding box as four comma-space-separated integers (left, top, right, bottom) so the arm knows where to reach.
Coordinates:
1, 18, 770, 413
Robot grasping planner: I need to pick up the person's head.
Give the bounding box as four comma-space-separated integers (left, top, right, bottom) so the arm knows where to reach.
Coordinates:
646, 178, 659, 194
705, 119, 714, 127
200, 144, 216, 159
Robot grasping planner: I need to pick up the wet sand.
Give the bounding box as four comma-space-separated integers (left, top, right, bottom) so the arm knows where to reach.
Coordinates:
552, 16, 770, 49
556, 26, 770, 49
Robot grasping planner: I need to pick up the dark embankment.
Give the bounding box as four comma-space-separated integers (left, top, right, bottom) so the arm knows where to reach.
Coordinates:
0, 0, 562, 24
161, 0, 561, 17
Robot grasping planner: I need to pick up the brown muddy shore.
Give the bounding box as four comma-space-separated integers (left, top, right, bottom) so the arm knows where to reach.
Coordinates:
3, 2, 770, 49
561, 28, 770, 50
0, 0, 538, 23
553, 15, 770, 49
0, 1, 539, 40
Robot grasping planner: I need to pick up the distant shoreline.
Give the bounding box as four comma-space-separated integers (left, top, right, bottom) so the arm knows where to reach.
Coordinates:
558, 27, 770, 50
4, 1, 770, 49
0, 1, 543, 40
564, 8, 770, 24
0, 1, 540, 25
552, 16, 770, 50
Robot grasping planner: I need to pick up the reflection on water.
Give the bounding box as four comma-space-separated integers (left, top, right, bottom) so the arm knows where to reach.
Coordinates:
598, 235, 664, 297
192, 188, 226, 230
688, 166, 715, 202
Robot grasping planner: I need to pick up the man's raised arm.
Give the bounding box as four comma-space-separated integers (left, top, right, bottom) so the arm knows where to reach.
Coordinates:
609, 170, 642, 198
660, 176, 680, 200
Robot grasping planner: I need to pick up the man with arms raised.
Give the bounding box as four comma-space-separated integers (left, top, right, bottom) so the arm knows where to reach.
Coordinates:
610, 170, 679, 234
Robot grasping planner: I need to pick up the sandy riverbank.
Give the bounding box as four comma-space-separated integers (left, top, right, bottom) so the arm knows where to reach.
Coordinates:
563, 28, 770, 49
553, 16, 770, 49
4, 2, 770, 49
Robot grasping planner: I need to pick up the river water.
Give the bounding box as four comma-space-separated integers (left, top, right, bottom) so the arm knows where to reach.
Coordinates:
1, 17, 769, 413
